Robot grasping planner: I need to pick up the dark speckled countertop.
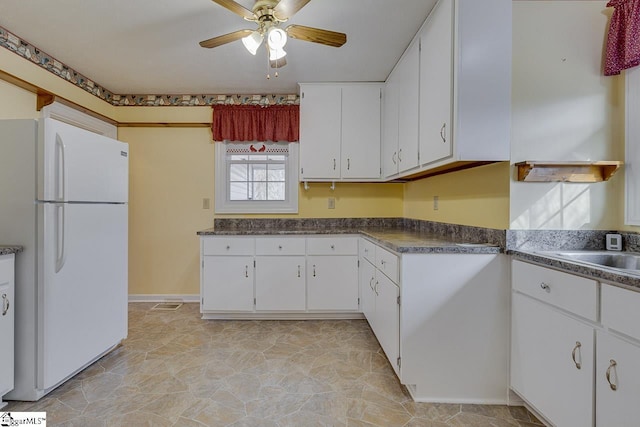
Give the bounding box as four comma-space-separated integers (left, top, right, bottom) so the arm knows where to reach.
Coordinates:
0, 246, 23, 256
198, 219, 502, 255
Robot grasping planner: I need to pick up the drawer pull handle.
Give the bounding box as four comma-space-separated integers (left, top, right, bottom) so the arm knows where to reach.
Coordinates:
540, 283, 551, 292
571, 341, 582, 370
245, 266, 249, 278
440, 123, 447, 143
313, 265, 316, 277
606, 359, 618, 391
297, 265, 301, 278
2, 293, 8, 316
392, 152, 397, 165
369, 277, 374, 291
374, 281, 379, 296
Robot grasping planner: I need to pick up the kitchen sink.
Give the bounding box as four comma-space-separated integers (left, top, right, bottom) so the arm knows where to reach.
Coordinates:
538, 250, 640, 274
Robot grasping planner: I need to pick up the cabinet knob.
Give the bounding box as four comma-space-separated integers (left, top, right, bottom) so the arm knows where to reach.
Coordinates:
226, 245, 231, 250
1, 293, 8, 316
606, 359, 618, 391
278, 245, 283, 250
571, 341, 582, 370
330, 245, 335, 250
540, 283, 550, 293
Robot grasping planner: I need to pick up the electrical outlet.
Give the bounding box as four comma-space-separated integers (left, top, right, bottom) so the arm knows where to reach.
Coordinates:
328, 197, 336, 209
433, 196, 439, 211
202, 198, 210, 209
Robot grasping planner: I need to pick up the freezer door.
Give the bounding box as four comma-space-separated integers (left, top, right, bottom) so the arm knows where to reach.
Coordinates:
38, 203, 127, 390
38, 118, 128, 203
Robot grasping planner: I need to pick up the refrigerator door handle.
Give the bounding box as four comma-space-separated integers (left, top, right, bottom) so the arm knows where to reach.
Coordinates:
55, 133, 66, 202
55, 204, 67, 273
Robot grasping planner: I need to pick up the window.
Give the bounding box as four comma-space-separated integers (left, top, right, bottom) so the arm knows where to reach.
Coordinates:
215, 142, 298, 214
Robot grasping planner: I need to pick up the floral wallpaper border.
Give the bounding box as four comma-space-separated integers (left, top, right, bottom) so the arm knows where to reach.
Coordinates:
0, 25, 299, 107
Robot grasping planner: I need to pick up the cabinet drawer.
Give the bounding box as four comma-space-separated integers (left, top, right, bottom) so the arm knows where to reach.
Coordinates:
602, 284, 640, 341
256, 237, 306, 256
512, 260, 597, 321
375, 246, 399, 284
359, 238, 376, 263
307, 236, 358, 255
202, 237, 254, 256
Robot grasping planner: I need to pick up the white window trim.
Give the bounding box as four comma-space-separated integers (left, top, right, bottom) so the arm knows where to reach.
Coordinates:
626, 67, 640, 226
214, 141, 299, 214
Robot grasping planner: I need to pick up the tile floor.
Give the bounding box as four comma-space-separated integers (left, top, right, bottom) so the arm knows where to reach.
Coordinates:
5, 303, 545, 426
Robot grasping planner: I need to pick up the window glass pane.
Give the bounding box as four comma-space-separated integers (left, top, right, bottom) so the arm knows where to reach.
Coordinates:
268, 182, 286, 200
229, 164, 247, 181
267, 164, 286, 181
249, 164, 267, 181
229, 182, 249, 201
229, 154, 249, 161
252, 182, 267, 200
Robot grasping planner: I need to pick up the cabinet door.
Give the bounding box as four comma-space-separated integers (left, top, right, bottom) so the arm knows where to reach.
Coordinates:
255, 256, 306, 311
382, 73, 400, 178
419, 0, 453, 165
375, 272, 400, 377
596, 331, 640, 427
299, 85, 342, 180
341, 85, 381, 179
202, 256, 254, 311
359, 258, 376, 324
0, 277, 14, 395
307, 256, 359, 311
397, 39, 420, 173
511, 293, 594, 427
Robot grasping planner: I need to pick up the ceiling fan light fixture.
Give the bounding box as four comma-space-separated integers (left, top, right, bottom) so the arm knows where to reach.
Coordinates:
266, 27, 287, 50
269, 47, 287, 61
242, 31, 264, 55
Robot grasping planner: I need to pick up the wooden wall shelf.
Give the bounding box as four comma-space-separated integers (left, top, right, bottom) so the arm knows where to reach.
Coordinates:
515, 161, 623, 182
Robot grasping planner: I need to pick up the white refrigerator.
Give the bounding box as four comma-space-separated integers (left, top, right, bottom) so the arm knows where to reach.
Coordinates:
0, 118, 128, 401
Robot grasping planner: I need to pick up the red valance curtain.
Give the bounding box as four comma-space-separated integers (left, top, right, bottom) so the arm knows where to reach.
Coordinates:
212, 104, 299, 142
605, 0, 640, 76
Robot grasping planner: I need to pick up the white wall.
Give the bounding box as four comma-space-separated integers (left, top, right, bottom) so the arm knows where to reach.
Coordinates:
510, 1, 625, 230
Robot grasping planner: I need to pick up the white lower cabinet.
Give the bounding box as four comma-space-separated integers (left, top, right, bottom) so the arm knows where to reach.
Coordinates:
596, 283, 640, 427
359, 238, 510, 402
0, 254, 15, 407
200, 235, 360, 318
255, 256, 305, 311
307, 236, 359, 311
511, 260, 597, 427
596, 331, 640, 427
511, 292, 594, 427
202, 256, 254, 311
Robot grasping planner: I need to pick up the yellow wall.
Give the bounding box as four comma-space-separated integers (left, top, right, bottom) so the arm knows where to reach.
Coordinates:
0, 78, 37, 118
118, 127, 215, 296
403, 163, 511, 229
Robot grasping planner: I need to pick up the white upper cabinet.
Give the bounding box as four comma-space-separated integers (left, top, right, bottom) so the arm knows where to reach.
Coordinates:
418, 0, 454, 165
299, 85, 342, 180
383, 0, 511, 179
299, 83, 382, 182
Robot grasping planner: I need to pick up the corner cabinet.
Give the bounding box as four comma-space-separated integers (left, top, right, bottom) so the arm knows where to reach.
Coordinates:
0, 254, 15, 408
358, 237, 510, 402
299, 83, 382, 182
200, 235, 361, 319
383, 0, 511, 179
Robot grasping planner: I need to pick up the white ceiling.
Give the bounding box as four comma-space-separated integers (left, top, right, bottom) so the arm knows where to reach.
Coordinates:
0, 0, 438, 95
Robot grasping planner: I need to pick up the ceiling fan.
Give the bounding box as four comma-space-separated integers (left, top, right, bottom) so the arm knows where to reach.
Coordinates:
199, 0, 347, 69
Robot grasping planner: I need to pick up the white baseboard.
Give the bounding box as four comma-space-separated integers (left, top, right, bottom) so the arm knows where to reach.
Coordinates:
128, 294, 199, 303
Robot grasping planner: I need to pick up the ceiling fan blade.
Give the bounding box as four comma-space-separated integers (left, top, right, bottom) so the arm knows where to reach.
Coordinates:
211, 0, 255, 20
199, 29, 253, 48
274, 0, 311, 20
285, 25, 346, 47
